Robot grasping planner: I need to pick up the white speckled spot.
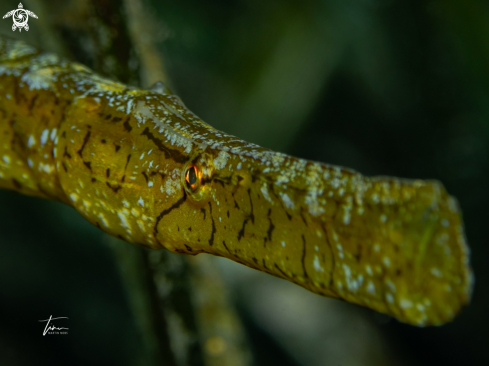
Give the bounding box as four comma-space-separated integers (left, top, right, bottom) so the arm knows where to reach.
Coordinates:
386, 293, 394, 304
383, 256, 391, 267
366, 265, 373, 276
342, 263, 362, 293
260, 183, 272, 203
137, 220, 145, 232
313, 255, 324, 272
431, 267, 442, 278
366, 281, 376, 294
40, 129, 49, 146
400, 299, 413, 309
138, 196, 144, 207
98, 213, 109, 228
118, 212, 131, 229
69, 193, 78, 202
21, 67, 55, 90
50, 128, 57, 141
214, 150, 230, 170
279, 192, 294, 209
281, 241, 286, 247
41, 163, 54, 174
27, 135, 36, 147
2, 155, 10, 164
165, 179, 176, 195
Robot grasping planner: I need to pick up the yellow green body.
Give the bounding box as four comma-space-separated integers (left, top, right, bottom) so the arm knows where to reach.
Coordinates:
0, 36, 473, 326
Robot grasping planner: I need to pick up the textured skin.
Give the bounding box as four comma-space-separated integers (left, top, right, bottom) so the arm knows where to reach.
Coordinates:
0, 36, 473, 326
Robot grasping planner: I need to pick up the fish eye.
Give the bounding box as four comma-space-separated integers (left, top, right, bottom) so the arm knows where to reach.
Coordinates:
181, 158, 210, 202
185, 164, 200, 191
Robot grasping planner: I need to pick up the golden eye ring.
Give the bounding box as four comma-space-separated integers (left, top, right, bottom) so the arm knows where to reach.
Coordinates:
185, 164, 200, 192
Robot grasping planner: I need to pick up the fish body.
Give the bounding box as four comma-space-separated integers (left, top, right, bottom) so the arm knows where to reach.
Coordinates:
0, 36, 473, 325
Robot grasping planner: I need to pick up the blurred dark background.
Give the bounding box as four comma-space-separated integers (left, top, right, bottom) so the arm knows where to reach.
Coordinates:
0, 0, 488, 365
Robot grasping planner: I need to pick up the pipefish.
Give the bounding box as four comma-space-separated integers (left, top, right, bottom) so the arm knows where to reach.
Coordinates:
0, 36, 473, 326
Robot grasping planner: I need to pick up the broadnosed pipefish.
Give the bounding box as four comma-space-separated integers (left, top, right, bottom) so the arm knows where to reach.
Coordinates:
0, 36, 473, 326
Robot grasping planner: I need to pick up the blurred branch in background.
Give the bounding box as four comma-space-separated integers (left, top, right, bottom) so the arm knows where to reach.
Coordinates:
107, 239, 178, 366
124, 0, 170, 88
186, 255, 252, 366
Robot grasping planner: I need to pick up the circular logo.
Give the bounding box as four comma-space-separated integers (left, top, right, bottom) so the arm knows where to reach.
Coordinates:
12, 9, 29, 29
